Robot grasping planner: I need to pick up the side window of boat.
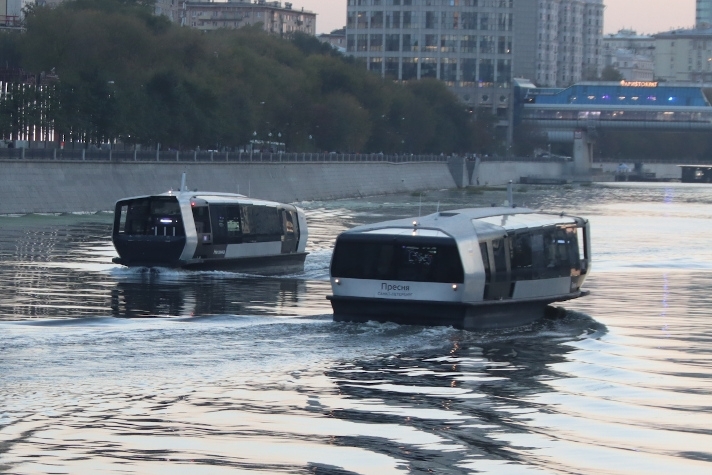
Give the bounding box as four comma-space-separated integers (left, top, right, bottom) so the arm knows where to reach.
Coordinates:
116, 204, 128, 234
541, 227, 580, 277
225, 205, 241, 240
240, 205, 252, 234
210, 205, 242, 245
491, 238, 508, 279
562, 227, 581, 269
241, 205, 283, 242
510, 233, 533, 279
192, 206, 212, 235
479, 242, 491, 282
510, 233, 532, 270
290, 211, 300, 237
283, 210, 295, 236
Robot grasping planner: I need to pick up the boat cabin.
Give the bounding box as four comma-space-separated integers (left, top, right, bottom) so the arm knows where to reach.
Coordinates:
112, 191, 307, 272
328, 207, 590, 329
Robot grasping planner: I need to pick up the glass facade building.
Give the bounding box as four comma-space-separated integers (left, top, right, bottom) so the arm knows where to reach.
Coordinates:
514, 0, 604, 88
529, 84, 711, 107
517, 82, 712, 129
346, 0, 515, 113
698, 0, 712, 28
345, 0, 605, 118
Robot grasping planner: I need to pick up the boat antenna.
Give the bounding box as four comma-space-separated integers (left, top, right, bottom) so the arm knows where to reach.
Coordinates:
180, 172, 187, 196
436, 201, 440, 213
507, 180, 514, 208
248, 180, 251, 197
418, 193, 422, 217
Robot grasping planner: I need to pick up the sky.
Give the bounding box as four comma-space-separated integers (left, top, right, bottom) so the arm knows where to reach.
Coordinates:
293, 0, 696, 35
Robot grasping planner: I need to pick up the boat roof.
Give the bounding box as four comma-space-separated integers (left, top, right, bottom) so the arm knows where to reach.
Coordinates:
115, 191, 291, 208
341, 207, 583, 241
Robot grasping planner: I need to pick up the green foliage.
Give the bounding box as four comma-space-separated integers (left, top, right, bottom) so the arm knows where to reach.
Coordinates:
600, 65, 624, 82
5, 1, 487, 152
512, 122, 547, 157
0, 31, 23, 69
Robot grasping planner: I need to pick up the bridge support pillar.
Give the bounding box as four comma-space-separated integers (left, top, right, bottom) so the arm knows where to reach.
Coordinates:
572, 129, 593, 177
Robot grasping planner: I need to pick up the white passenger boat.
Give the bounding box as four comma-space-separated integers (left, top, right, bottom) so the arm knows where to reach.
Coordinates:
111, 182, 308, 273
327, 206, 590, 330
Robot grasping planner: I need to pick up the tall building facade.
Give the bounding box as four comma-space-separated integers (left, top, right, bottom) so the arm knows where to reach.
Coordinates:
513, 0, 604, 87
654, 28, 712, 83
157, 0, 317, 35
346, 0, 515, 114
346, 0, 604, 113
697, 0, 712, 28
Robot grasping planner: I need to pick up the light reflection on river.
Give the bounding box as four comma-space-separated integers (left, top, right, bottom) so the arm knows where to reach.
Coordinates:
1, 183, 712, 474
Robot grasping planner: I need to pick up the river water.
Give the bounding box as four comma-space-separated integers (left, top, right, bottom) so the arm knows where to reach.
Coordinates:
1, 183, 711, 474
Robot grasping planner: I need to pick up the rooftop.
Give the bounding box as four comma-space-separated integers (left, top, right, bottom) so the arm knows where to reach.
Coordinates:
654, 27, 712, 39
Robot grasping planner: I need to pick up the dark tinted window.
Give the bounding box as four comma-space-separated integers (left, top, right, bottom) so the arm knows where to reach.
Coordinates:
331, 237, 464, 283
211, 205, 242, 245
480, 242, 491, 282
192, 206, 212, 234
491, 238, 508, 280
284, 210, 297, 236
543, 227, 581, 276
116, 197, 184, 237
241, 205, 283, 241
510, 233, 533, 279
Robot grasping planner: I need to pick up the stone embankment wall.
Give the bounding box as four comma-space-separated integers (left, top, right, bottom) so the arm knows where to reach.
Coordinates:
0, 161, 457, 214
0, 159, 586, 214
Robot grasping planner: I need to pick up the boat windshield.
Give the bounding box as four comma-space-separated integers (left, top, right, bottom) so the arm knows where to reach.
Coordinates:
331, 236, 464, 283
115, 197, 185, 237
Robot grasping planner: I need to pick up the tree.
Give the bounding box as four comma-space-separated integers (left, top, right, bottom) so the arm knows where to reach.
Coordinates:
513, 123, 547, 157
600, 65, 624, 82
6, 0, 496, 153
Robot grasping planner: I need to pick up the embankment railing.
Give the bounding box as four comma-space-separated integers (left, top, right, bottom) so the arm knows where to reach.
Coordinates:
0, 148, 574, 163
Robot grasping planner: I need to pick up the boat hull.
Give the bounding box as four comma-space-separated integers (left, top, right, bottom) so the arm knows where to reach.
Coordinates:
328, 291, 587, 330
113, 252, 308, 275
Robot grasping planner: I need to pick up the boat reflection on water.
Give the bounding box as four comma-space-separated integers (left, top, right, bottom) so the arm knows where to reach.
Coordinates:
109, 271, 310, 319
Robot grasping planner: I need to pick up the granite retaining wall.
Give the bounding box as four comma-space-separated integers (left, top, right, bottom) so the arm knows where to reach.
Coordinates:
0, 159, 585, 214
0, 161, 457, 214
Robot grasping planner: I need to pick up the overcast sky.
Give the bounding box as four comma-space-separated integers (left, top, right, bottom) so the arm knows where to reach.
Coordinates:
293, 0, 696, 35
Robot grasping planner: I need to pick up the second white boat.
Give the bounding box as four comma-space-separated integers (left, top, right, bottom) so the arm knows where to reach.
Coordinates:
327, 206, 591, 329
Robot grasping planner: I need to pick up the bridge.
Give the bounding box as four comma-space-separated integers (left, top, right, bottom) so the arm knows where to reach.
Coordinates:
513, 79, 712, 174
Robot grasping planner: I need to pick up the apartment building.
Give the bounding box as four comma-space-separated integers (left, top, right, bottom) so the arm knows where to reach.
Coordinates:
513, 0, 604, 87
179, 0, 316, 36
698, 0, 712, 28
654, 28, 712, 83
